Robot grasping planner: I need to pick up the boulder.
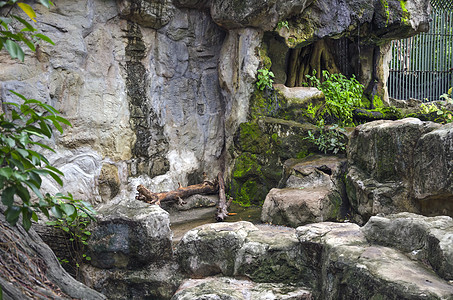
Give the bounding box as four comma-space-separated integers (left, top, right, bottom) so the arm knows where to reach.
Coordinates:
81, 261, 183, 300
176, 221, 257, 277
171, 277, 312, 300
261, 188, 343, 227
176, 222, 309, 284
261, 155, 348, 227
81, 198, 180, 299
346, 118, 449, 222
0, 212, 106, 300
296, 221, 453, 299
86, 198, 173, 270
362, 213, 453, 280
414, 123, 453, 216
230, 117, 318, 205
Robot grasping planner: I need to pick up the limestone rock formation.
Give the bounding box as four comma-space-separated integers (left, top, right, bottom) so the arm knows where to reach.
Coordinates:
173, 215, 453, 299
261, 155, 348, 227
346, 118, 453, 223
171, 277, 313, 300
296, 221, 453, 299
0, 0, 432, 207
362, 213, 453, 281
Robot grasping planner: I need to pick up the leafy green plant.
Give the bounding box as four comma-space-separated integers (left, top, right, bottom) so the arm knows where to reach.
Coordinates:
306, 70, 364, 126
306, 122, 347, 154
276, 20, 289, 30
256, 68, 275, 91
47, 206, 95, 276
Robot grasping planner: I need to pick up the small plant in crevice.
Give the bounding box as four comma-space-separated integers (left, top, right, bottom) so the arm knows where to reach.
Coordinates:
276, 20, 290, 30
256, 68, 275, 91
305, 121, 347, 154
46, 199, 96, 278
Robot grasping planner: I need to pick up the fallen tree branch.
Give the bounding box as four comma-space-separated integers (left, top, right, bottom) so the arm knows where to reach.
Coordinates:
136, 177, 219, 206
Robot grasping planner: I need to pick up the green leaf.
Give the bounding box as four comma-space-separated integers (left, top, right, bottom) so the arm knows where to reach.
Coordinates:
17, 2, 37, 22
45, 165, 64, 176
51, 118, 63, 133
0, 167, 13, 179
60, 203, 76, 216
31, 211, 38, 222
39, 120, 52, 138
38, 0, 54, 8
2, 186, 16, 206
4, 38, 25, 61
22, 207, 32, 231
55, 115, 72, 126
16, 148, 29, 158
34, 33, 54, 45
84, 231, 91, 236
62, 226, 69, 232
5, 206, 21, 226
13, 15, 36, 32
51, 205, 63, 218
9, 90, 27, 101
16, 183, 30, 203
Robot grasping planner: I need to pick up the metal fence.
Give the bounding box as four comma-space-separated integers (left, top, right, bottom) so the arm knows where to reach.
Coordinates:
388, 2, 453, 102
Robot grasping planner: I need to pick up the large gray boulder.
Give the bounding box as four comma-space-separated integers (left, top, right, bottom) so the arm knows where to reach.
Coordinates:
171, 277, 312, 300
362, 213, 453, 281
86, 198, 173, 269
346, 118, 453, 222
296, 221, 453, 299
81, 198, 181, 299
176, 222, 309, 284
414, 123, 453, 216
261, 155, 347, 227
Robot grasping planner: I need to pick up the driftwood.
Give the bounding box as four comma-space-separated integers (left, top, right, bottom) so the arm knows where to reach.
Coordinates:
136, 172, 233, 221
216, 172, 233, 221
136, 176, 219, 206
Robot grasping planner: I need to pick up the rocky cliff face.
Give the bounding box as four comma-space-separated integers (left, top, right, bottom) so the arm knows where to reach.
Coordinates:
0, 0, 431, 205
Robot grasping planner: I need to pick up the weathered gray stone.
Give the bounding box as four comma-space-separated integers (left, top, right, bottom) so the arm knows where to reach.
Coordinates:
86, 198, 172, 269
261, 187, 343, 227
82, 261, 183, 300
362, 213, 453, 281
346, 118, 444, 222
296, 221, 453, 299
261, 155, 347, 227
117, 0, 175, 29
234, 224, 309, 284
414, 123, 453, 216
171, 277, 312, 300
176, 221, 257, 277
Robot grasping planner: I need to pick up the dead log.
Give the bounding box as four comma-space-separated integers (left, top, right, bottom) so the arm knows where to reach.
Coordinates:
136, 178, 219, 206
216, 172, 232, 221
